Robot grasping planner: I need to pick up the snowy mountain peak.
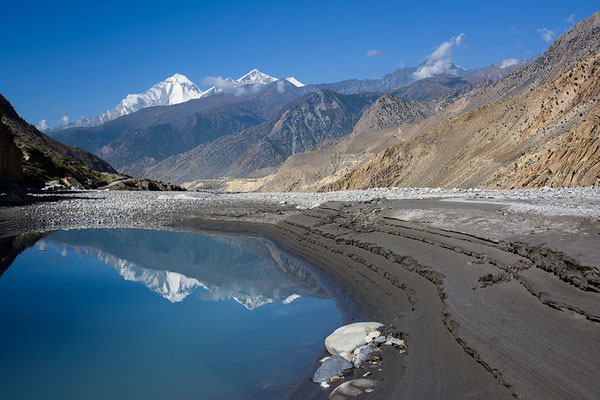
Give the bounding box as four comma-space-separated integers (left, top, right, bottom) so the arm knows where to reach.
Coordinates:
236, 69, 278, 86
54, 69, 303, 130
285, 77, 305, 87
59, 74, 204, 129
165, 73, 194, 84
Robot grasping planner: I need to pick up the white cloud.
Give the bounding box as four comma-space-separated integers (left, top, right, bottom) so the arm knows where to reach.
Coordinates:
566, 13, 576, 26
202, 76, 247, 96
203, 76, 234, 89
36, 119, 48, 131
499, 58, 520, 69
277, 79, 285, 93
413, 33, 465, 80
537, 28, 556, 42
366, 49, 381, 58
60, 115, 69, 125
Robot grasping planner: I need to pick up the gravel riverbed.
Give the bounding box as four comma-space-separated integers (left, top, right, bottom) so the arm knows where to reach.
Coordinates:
3, 186, 600, 234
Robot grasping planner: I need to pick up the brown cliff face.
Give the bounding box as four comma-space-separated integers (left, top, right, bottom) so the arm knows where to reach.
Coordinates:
0, 110, 23, 184
483, 102, 600, 188
325, 52, 600, 191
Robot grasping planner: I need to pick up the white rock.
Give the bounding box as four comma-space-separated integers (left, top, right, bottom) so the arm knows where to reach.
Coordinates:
385, 337, 405, 347
339, 351, 353, 362
365, 330, 381, 342
325, 322, 383, 355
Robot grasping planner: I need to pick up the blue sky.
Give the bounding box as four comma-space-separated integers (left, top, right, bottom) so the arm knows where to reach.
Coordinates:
0, 0, 597, 129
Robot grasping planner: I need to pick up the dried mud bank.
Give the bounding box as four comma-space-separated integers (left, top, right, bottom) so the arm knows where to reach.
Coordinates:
0, 189, 599, 399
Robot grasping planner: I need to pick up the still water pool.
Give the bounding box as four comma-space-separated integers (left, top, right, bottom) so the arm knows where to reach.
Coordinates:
0, 229, 344, 400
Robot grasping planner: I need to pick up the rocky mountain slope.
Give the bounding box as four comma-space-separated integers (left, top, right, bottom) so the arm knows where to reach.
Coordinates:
1, 95, 115, 174
353, 95, 432, 132
483, 80, 600, 188
465, 11, 600, 112
327, 51, 600, 191
0, 94, 181, 190
184, 94, 437, 192
139, 90, 378, 184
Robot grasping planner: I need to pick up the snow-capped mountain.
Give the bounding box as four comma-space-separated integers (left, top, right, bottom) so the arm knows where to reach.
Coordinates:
284, 77, 305, 87
115, 258, 205, 303
199, 69, 304, 97
56, 69, 303, 130
61, 73, 203, 129
237, 68, 278, 86
50, 242, 304, 309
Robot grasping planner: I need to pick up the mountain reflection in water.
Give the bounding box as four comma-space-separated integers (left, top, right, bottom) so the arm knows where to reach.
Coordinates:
0, 228, 346, 400
44, 228, 328, 309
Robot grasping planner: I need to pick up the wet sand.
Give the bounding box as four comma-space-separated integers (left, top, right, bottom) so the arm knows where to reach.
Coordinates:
1, 191, 599, 399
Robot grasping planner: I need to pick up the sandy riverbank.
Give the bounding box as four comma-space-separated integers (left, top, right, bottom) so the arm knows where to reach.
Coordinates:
1, 188, 599, 399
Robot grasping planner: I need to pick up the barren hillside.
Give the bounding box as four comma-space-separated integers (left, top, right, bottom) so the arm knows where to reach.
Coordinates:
326, 53, 600, 190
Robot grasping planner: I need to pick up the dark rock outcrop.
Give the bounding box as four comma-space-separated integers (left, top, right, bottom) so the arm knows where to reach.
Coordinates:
0, 109, 23, 184
0, 93, 183, 191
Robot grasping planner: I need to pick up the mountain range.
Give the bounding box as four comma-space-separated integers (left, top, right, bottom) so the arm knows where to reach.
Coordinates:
50, 79, 312, 172
190, 10, 599, 193
46, 56, 528, 183
57, 69, 304, 130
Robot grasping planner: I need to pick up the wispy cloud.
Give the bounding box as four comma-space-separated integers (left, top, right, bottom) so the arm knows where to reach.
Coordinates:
276, 79, 285, 93
203, 76, 233, 89
60, 115, 69, 125
36, 119, 48, 131
366, 49, 381, 58
566, 13, 576, 27
537, 28, 556, 42
202, 76, 248, 96
499, 58, 520, 69
413, 33, 465, 80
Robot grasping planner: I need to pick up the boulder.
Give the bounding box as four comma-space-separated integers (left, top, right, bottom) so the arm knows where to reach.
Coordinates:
325, 322, 383, 355
62, 176, 84, 190
312, 355, 353, 383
